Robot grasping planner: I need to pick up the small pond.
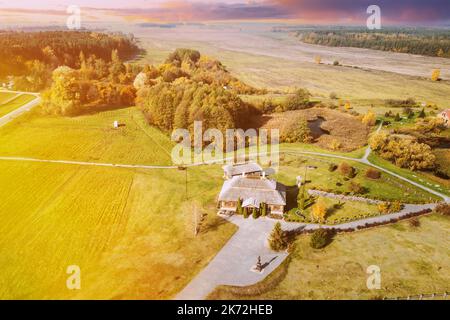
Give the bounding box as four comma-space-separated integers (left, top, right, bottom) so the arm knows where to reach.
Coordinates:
308, 116, 330, 139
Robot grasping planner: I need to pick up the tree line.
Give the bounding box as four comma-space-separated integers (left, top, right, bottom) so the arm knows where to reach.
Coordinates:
0, 30, 140, 90
293, 28, 450, 58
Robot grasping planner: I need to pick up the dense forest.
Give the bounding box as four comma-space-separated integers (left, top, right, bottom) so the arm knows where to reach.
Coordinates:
0, 31, 140, 89
290, 28, 450, 58
42, 47, 261, 132
41, 48, 139, 116
137, 49, 260, 132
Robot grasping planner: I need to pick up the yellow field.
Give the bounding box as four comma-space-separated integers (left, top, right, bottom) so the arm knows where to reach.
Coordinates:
0, 159, 236, 299
139, 37, 450, 108
0, 107, 173, 165
0, 93, 36, 118
0, 92, 16, 104
0, 106, 238, 299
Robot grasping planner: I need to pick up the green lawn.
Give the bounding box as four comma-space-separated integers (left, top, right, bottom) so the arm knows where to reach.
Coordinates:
276, 153, 439, 204
0, 106, 174, 165
285, 197, 381, 225
209, 214, 450, 300
368, 153, 450, 197
280, 143, 367, 159
0, 94, 36, 118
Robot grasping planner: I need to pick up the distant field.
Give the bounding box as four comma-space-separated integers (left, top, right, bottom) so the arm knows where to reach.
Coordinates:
209, 214, 450, 300
0, 93, 35, 118
136, 26, 450, 107
0, 106, 174, 165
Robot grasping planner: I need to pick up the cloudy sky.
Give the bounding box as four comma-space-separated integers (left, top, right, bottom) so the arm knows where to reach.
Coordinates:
0, 0, 449, 25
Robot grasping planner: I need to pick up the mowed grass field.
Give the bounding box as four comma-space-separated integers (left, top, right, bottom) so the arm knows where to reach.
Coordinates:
0, 158, 236, 299
0, 92, 17, 104
0, 93, 36, 118
0, 106, 173, 165
209, 214, 450, 300
0, 106, 239, 299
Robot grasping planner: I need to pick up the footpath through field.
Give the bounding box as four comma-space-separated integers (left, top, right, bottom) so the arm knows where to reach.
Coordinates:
0, 90, 41, 128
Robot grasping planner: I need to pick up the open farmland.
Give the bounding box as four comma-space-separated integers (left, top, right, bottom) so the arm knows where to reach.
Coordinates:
0, 105, 240, 299
133, 25, 450, 107
0, 93, 36, 118
0, 106, 173, 165
0, 159, 237, 299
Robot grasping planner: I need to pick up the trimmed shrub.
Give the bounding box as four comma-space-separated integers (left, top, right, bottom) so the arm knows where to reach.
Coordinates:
349, 181, 365, 195
252, 207, 259, 219
310, 228, 334, 249
365, 168, 381, 180
338, 162, 356, 178
261, 203, 267, 217
436, 204, 450, 216
236, 198, 243, 215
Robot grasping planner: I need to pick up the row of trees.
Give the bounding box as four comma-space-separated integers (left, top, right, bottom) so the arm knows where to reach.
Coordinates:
236, 199, 268, 219
137, 79, 256, 132
269, 221, 334, 251
296, 28, 450, 58
0, 31, 139, 80
369, 132, 436, 171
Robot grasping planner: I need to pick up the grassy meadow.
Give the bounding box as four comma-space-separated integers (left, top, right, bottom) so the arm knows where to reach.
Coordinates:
0, 106, 173, 165
0, 106, 239, 299
277, 154, 440, 204
0, 93, 36, 118
0, 92, 17, 104
139, 36, 450, 108
209, 214, 450, 300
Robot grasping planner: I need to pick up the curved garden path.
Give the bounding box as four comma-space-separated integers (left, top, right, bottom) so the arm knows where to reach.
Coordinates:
175, 201, 437, 300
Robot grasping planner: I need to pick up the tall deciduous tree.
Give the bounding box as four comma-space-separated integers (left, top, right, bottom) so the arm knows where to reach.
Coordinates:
311, 198, 327, 223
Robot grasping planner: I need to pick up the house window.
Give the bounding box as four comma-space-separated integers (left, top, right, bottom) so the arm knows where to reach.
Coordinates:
222, 201, 236, 208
